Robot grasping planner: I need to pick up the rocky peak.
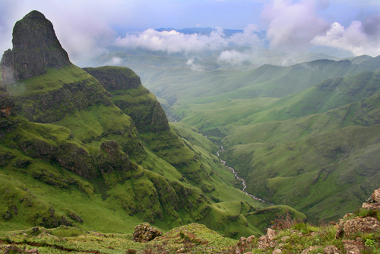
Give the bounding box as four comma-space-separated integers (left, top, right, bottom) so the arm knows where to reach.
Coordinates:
1, 10, 71, 83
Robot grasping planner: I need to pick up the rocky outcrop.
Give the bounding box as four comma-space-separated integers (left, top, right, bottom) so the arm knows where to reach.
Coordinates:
132, 222, 162, 242
83, 66, 170, 133
13, 78, 112, 123
18, 137, 134, 180
323, 245, 341, 254
1, 10, 71, 83
342, 217, 380, 238
257, 228, 277, 250
335, 188, 380, 240
342, 239, 365, 254
97, 140, 132, 174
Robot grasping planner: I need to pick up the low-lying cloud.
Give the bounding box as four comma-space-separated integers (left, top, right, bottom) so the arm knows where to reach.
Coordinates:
217, 50, 253, 65
186, 58, 203, 71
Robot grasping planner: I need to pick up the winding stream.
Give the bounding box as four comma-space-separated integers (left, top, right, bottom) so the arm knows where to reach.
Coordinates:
217, 146, 272, 205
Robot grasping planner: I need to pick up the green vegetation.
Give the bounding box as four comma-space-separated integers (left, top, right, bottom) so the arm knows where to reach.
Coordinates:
7, 64, 93, 96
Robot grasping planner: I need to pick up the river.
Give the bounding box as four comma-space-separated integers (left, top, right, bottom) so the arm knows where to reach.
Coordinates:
217, 146, 272, 205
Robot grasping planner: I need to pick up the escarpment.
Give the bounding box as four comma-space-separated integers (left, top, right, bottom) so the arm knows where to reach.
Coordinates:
83, 66, 170, 134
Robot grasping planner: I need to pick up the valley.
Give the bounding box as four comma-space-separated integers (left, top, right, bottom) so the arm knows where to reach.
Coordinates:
109, 48, 380, 223
0, 8, 380, 254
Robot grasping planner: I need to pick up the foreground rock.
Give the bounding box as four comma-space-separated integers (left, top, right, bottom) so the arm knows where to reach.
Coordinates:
132, 222, 162, 243
336, 188, 380, 239
257, 228, 277, 250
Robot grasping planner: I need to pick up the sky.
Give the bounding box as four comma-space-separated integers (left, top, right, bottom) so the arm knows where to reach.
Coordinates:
1, 0, 380, 66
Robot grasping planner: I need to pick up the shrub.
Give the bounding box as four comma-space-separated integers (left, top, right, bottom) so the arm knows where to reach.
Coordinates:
271, 210, 300, 230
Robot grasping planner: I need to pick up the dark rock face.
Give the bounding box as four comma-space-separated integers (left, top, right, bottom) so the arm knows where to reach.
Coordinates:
83, 66, 141, 90
15, 79, 112, 123
0, 85, 15, 118
114, 98, 170, 133
83, 66, 170, 133
17, 138, 133, 179
97, 140, 132, 174
1, 10, 71, 83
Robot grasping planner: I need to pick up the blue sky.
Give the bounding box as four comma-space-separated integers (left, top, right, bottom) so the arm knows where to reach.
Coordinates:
1, 0, 380, 65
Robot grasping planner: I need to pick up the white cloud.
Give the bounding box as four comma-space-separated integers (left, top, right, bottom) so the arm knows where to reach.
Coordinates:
217, 50, 252, 65
311, 20, 380, 56
229, 24, 260, 46
262, 0, 329, 52
186, 58, 203, 71
105, 57, 123, 66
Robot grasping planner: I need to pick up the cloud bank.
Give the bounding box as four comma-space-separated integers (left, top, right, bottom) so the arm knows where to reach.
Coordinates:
113, 26, 260, 54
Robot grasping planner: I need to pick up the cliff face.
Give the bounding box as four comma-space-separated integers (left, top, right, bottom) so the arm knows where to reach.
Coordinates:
1, 10, 71, 83
83, 66, 170, 134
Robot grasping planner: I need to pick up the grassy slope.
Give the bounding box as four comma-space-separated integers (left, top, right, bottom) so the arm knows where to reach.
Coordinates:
6, 64, 90, 96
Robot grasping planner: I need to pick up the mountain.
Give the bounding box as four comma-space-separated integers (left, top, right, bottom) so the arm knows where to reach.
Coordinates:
0, 10, 305, 239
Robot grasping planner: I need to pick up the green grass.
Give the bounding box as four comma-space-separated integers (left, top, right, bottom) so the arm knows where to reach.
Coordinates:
7, 64, 96, 97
